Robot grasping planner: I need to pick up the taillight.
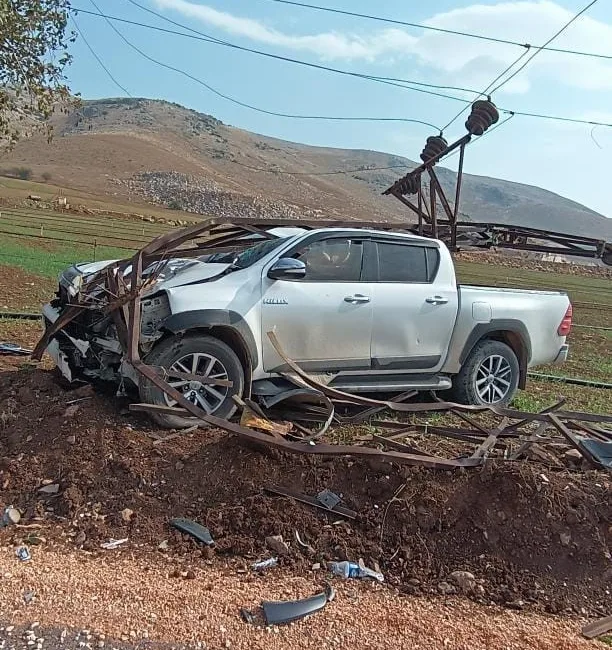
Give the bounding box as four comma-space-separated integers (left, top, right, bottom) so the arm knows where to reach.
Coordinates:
557, 304, 573, 336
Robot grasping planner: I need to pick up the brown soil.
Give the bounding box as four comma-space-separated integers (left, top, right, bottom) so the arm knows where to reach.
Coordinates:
0, 266, 55, 312
0, 367, 610, 619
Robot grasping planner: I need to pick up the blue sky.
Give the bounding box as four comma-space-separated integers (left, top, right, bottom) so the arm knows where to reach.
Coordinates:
67, 0, 612, 219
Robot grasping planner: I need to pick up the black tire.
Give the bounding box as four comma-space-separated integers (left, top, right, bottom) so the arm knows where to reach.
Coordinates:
449, 339, 519, 406
140, 334, 245, 429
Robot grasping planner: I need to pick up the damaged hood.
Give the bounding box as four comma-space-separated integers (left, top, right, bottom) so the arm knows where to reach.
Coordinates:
62, 257, 232, 297
144, 259, 231, 290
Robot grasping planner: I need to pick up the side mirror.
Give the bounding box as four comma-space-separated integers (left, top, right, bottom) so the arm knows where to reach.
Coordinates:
267, 257, 306, 280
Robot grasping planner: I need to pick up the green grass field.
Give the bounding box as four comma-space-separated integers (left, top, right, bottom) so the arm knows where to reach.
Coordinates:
0, 205, 608, 416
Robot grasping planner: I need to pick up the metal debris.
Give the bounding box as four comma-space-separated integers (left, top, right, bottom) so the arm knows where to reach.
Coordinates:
100, 538, 128, 550
31, 218, 612, 475
266, 485, 358, 520
0, 342, 33, 356
317, 489, 341, 511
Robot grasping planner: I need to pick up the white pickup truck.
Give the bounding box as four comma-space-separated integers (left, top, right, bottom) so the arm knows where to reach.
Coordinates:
42, 226, 572, 428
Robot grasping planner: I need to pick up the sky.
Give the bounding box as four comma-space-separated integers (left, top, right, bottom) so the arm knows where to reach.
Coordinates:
66, 0, 612, 218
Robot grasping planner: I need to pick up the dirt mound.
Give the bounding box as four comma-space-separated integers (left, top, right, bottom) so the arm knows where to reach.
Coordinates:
0, 368, 610, 617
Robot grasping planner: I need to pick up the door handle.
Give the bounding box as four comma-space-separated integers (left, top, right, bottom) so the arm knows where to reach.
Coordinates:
425, 295, 449, 305
344, 294, 371, 304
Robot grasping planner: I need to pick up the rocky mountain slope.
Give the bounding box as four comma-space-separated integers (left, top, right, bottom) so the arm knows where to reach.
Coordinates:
2, 97, 610, 238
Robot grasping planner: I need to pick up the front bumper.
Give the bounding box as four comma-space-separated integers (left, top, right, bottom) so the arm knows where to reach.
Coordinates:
42, 303, 72, 382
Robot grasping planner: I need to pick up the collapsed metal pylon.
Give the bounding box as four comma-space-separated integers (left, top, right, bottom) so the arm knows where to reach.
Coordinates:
31, 219, 612, 473
384, 100, 612, 265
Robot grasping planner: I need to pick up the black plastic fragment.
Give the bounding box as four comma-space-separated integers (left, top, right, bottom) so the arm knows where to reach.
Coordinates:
580, 439, 612, 470
261, 582, 335, 626
169, 518, 215, 546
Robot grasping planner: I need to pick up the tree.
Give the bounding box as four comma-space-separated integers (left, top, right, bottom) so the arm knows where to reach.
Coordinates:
0, 0, 77, 148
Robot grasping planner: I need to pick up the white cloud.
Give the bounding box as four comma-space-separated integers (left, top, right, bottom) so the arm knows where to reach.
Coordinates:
153, 0, 417, 60
154, 0, 612, 93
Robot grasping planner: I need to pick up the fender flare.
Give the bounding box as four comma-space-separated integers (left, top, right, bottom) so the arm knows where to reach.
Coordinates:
459, 319, 532, 389
160, 309, 258, 369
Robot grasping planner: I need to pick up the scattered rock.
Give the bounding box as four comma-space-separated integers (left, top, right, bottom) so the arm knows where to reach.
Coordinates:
449, 570, 476, 593
437, 582, 456, 595
265, 535, 290, 556
63, 404, 80, 418
38, 483, 60, 495
559, 532, 571, 547
564, 449, 584, 467
121, 508, 134, 523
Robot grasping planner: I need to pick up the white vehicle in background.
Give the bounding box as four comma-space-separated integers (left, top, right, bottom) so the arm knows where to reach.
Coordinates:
42, 226, 572, 428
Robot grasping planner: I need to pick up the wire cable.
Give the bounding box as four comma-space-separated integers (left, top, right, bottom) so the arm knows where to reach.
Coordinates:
85, 0, 442, 130
490, 0, 600, 94
258, 0, 612, 62
70, 15, 426, 177
72, 6, 472, 105
442, 0, 600, 134
126, 0, 483, 98
71, 15, 132, 97
72, 5, 612, 131
440, 49, 529, 133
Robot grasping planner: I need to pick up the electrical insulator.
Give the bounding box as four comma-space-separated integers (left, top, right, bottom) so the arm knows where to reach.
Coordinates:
398, 173, 421, 195
420, 135, 448, 163
465, 100, 499, 136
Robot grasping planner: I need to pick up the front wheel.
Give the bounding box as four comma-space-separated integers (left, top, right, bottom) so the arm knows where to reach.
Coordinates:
449, 339, 519, 406
140, 333, 245, 429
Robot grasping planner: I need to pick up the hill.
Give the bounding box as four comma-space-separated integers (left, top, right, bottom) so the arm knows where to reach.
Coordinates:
2, 97, 610, 239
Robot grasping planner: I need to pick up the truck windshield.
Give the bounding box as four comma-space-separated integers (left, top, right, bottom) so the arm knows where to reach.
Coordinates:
204, 237, 289, 268
233, 237, 289, 269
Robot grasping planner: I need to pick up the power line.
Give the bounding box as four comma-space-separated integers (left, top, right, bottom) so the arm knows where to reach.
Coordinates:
72, 5, 612, 131
258, 0, 612, 62
442, 0, 600, 133
126, 0, 482, 99
490, 0, 600, 94
82, 0, 443, 131
441, 49, 529, 133
72, 6, 472, 105
71, 14, 430, 177
71, 15, 132, 97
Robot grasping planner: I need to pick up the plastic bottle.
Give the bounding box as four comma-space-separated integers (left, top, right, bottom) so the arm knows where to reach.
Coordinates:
251, 557, 279, 571
327, 561, 384, 582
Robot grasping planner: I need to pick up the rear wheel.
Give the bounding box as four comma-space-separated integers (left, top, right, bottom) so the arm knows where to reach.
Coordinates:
140, 334, 245, 429
449, 339, 519, 406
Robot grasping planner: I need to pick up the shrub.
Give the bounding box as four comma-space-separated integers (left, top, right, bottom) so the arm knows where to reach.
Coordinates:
14, 167, 32, 180
167, 199, 183, 210
41, 172, 52, 182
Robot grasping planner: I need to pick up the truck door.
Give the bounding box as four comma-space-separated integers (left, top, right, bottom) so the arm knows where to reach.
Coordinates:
261, 236, 373, 372
368, 239, 458, 372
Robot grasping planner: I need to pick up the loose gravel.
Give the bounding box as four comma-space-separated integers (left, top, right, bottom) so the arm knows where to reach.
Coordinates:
0, 548, 604, 650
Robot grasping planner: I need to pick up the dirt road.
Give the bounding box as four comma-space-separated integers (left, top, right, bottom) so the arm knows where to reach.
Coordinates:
0, 548, 604, 650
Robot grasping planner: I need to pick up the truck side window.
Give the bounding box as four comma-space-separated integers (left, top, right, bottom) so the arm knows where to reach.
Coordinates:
292, 238, 363, 281
376, 242, 438, 282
